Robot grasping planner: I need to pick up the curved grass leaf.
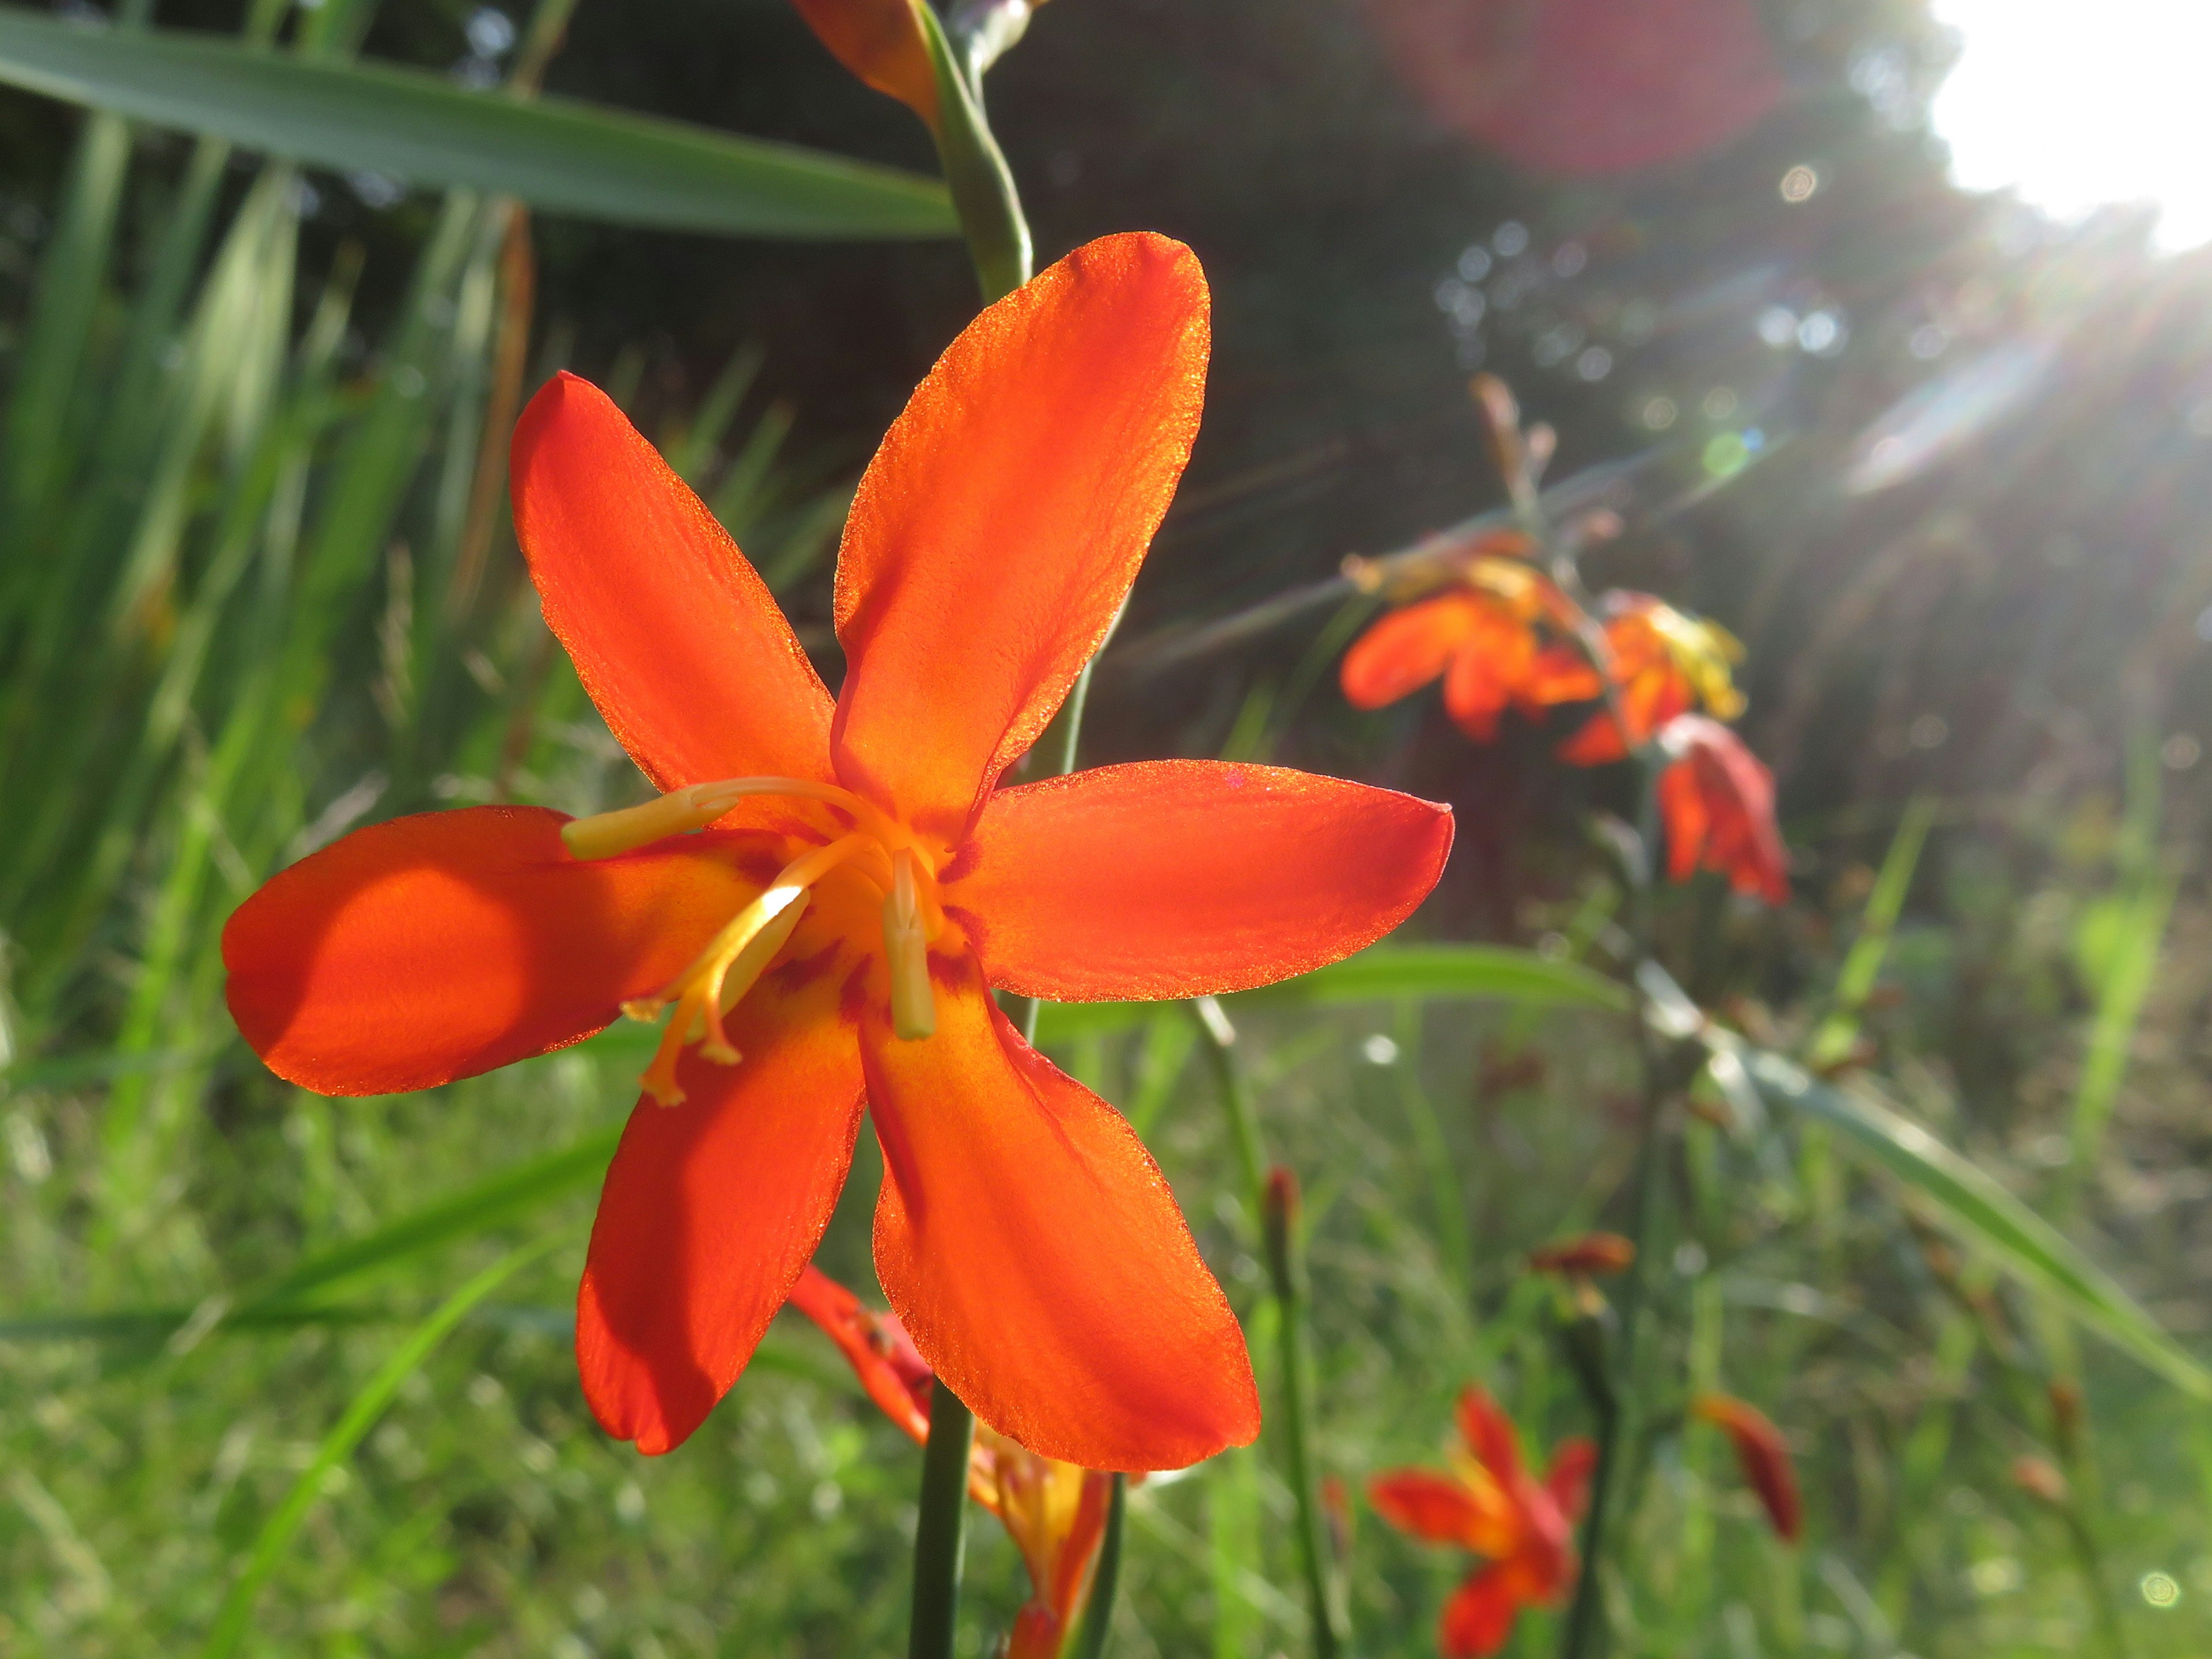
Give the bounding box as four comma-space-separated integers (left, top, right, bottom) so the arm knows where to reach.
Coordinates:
0, 1123, 620, 1346
1729, 1040, 2212, 1401
0, 6, 954, 240
1262, 943, 1627, 1012
1034, 944, 1627, 1043
197, 1234, 561, 1659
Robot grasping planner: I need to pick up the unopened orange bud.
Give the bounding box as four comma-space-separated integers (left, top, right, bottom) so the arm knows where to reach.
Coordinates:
1528, 1232, 1637, 1278
1264, 1164, 1301, 1228
2048, 1379, 2084, 1451
1693, 1393, 1802, 1543
2011, 1455, 2069, 1505
790, 0, 941, 129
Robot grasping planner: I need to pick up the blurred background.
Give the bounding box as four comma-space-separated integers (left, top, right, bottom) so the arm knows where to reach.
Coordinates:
3, 0, 2210, 1654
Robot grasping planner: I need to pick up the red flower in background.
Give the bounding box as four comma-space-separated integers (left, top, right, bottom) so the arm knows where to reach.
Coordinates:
224, 234, 1454, 1471
1340, 550, 1595, 740
1370, 1387, 1596, 1656
1692, 1393, 1801, 1541
789, 1265, 1118, 1659
1656, 715, 1789, 903
1361, 0, 1783, 177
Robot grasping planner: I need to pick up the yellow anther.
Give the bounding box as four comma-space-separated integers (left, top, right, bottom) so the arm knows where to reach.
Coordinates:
626, 832, 877, 1104
573, 774, 951, 1085
882, 847, 937, 1042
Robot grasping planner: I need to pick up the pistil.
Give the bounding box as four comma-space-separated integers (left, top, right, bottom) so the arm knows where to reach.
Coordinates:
882, 847, 937, 1041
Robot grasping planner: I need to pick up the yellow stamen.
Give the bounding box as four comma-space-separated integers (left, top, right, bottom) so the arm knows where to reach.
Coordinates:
627, 835, 875, 1105
571, 775, 951, 1091
882, 847, 937, 1041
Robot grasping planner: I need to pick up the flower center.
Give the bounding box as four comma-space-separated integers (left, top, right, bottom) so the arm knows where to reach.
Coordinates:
562, 776, 945, 1105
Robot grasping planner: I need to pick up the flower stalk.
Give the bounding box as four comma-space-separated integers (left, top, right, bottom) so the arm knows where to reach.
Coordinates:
909, 1378, 979, 1659
902, 27, 1035, 1651
1457, 377, 1676, 1659
1194, 1000, 1349, 1658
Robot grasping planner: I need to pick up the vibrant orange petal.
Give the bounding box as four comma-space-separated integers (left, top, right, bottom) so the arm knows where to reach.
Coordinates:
785, 1265, 934, 1442
1518, 642, 1605, 708
1544, 1437, 1599, 1522
789, 0, 940, 127
223, 807, 761, 1095
1440, 1564, 1527, 1658
1657, 757, 1713, 884
512, 373, 834, 795
865, 959, 1258, 1469
954, 759, 1452, 1001
1694, 1393, 1802, 1541
1340, 592, 1492, 710
1457, 1387, 1527, 1484
832, 234, 1209, 842
1441, 607, 1538, 741
1369, 1468, 1491, 1548
578, 982, 864, 1456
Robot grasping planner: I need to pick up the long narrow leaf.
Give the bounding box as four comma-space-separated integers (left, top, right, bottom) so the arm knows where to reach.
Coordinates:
0, 6, 953, 240
244, 1122, 620, 1311
197, 1236, 561, 1659
1035, 944, 1627, 1042
1729, 1040, 2212, 1401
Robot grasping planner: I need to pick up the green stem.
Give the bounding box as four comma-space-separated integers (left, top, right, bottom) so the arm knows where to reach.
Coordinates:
1264, 1168, 1347, 1658
1559, 715, 1672, 1659
908, 1379, 978, 1659
1066, 1475, 1128, 1659
1193, 1002, 1347, 1657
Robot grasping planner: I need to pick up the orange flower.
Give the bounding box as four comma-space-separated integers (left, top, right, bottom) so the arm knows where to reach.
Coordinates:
1654, 715, 1789, 903
1527, 1232, 1635, 1278
789, 1265, 1115, 1659
1692, 1393, 1801, 1542
1340, 552, 1596, 741
1369, 1387, 1597, 1657
1556, 593, 1745, 765
222, 235, 1453, 1468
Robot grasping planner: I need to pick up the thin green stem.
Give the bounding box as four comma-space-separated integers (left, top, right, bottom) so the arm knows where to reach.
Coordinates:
908, 1380, 978, 1659
1559, 759, 1671, 1659
1067, 1475, 1128, 1659
1264, 1169, 1347, 1659
1192, 1002, 1348, 1657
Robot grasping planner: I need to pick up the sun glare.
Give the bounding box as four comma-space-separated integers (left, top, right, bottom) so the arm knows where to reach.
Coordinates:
1930, 0, 2212, 251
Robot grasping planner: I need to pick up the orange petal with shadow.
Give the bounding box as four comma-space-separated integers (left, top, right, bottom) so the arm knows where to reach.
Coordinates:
579, 981, 864, 1455
223, 806, 759, 1096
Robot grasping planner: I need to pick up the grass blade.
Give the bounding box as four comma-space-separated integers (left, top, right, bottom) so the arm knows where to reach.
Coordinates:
196, 1234, 563, 1659
1729, 1040, 2212, 1401
0, 6, 954, 240
1033, 944, 1627, 1041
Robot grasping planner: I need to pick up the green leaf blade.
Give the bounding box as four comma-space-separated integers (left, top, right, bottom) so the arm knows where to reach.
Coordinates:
0, 7, 955, 240
1738, 1044, 2212, 1402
